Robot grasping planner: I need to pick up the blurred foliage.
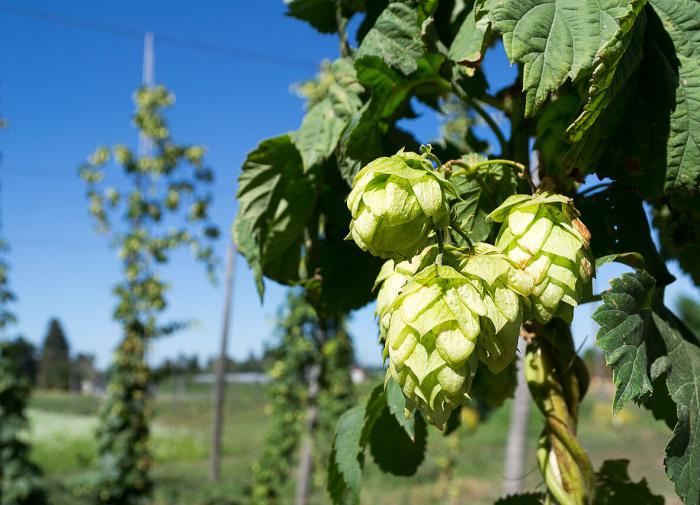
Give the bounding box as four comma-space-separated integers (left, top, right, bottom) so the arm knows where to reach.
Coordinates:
0, 342, 47, 505
0, 233, 46, 503
79, 85, 219, 505
248, 290, 354, 505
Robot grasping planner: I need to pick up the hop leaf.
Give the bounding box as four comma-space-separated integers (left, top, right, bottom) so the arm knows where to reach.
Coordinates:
347, 150, 456, 260
381, 244, 522, 429
490, 193, 594, 323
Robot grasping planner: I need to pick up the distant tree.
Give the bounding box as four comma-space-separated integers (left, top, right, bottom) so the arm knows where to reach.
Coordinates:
37, 318, 70, 390
70, 353, 98, 391
5, 336, 39, 385
677, 295, 700, 336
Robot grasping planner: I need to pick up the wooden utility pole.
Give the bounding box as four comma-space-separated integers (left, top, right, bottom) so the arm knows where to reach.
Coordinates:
294, 321, 326, 505
502, 339, 531, 495
210, 238, 237, 481
139, 32, 155, 157
294, 363, 321, 505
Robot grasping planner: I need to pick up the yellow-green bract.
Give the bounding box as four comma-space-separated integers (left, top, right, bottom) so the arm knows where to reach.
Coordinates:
489, 193, 594, 324
379, 244, 522, 429
346, 150, 456, 260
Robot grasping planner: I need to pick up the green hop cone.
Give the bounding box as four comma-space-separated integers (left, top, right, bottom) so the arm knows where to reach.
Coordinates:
346, 150, 455, 260
382, 244, 522, 429
489, 193, 594, 324
374, 254, 423, 345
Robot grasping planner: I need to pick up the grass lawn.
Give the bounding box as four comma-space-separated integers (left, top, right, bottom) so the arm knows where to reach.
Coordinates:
27, 380, 679, 505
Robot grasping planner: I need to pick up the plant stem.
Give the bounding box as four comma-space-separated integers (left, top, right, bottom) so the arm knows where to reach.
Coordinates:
525, 322, 594, 505
335, 0, 350, 58
436, 229, 445, 266
507, 65, 534, 192
447, 158, 526, 177
448, 216, 473, 250
451, 78, 508, 155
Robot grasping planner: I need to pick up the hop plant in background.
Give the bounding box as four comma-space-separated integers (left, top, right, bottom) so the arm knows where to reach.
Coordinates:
489, 193, 594, 323
381, 245, 522, 429
346, 150, 456, 260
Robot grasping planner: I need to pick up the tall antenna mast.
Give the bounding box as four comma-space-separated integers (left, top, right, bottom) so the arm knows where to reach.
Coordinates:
139, 31, 155, 157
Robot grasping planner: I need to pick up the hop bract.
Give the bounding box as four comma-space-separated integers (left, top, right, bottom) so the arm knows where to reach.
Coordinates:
382, 245, 522, 429
346, 150, 454, 260
374, 255, 422, 344
489, 193, 594, 323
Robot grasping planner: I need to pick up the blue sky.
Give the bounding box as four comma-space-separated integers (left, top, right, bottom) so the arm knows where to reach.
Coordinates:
0, 1, 697, 369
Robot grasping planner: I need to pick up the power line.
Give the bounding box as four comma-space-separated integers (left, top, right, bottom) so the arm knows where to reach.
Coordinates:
0, 1, 318, 71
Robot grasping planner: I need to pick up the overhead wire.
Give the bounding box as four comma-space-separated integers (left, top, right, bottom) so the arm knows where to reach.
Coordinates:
0, 1, 319, 71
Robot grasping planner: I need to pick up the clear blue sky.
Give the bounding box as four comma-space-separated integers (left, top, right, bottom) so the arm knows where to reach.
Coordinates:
0, 1, 697, 369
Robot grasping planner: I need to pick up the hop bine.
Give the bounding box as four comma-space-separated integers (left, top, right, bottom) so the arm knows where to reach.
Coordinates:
346, 150, 456, 260
377, 244, 523, 429
489, 193, 594, 324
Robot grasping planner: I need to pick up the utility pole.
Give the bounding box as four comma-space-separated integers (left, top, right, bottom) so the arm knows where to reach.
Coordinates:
502, 338, 531, 495
139, 31, 155, 157
210, 239, 237, 481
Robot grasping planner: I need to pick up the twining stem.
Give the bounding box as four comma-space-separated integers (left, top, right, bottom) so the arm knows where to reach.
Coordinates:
448, 216, 474, 250
525, 321, 594, 505
446, 158, 526, 178
436, 229, 445, 266
451, 78, 508, 155
334, 0, 350, 58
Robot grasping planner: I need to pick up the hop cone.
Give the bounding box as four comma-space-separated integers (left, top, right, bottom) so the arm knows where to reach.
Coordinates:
489, 193, 594, 323
382, 245, 522, 429
347, 150, 454, 260
374, 255, 422, 344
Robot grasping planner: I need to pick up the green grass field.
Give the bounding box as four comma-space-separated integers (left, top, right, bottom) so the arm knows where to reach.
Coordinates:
26, 380, 679, 505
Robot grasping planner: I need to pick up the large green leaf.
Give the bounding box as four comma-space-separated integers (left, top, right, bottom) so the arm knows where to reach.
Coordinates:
490, 0, 630, 116
653, 193, 700, 286
327, 385, 384, 505
495, 494, 544, 505
571, 3, 700, 198
649, 0, 700, 195
566, 1, 647, 142
327, 380, 432, 504
651, 311, 700, 504
356, 2, 424, 75
294, 59, 364, 171
593, 459, 664, 504
592, 270, 658, 413
593, 269, 700, 503
471, 360, 517, 407
448, 5, 491, 74
534, 91, 582, 177
285, 0, 338, 33
575, 186, 674, 287
385, 377, 416, 439
328, 405, 366, 505
295, 100, 348, 171
314, 238, 383, 315
338, 55, 446, 183
233, 135, 316, 298
368, 409, 427, 476
449, 156, 520, 244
